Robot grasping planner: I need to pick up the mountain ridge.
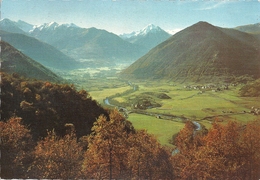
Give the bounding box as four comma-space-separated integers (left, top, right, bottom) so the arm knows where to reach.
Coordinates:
235, 23, 260, 34
121, 21, 260, 83
0, 30, 81, 70
29, 23, 146, 66
0, 18, 28, 34
0, 41, 62, 82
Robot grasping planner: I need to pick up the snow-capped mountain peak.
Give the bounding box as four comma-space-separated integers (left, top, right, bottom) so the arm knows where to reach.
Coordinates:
139, 24, 162, 35
120, 31, 137, 39
36, 22, 59, 30
62, 23, 79, 28
30, 22, 79, 32
120, 24, 165, 39
48, 22, 58, 27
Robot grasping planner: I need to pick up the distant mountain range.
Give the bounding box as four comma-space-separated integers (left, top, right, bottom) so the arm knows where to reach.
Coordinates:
30, 23, 146, 65
1, 18, 260, 83
121, 21, 260, 83
120, 24, 171, 53
0, 41, 62, 82
0, 19, 173, 67
235, 23, 260, 34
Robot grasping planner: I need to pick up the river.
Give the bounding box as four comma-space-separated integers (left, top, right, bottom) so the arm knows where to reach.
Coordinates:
103, 83, 202, 156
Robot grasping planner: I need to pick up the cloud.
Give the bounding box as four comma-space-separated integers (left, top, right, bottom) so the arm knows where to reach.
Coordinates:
197, 1, 227, 11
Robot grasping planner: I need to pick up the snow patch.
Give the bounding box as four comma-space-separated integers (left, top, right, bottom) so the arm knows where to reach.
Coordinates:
30, 22, 79, 32
120, 24, 164, 39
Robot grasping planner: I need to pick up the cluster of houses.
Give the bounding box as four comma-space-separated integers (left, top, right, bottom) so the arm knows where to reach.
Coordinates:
251, 107, 260, 115
183, 84, 230, 91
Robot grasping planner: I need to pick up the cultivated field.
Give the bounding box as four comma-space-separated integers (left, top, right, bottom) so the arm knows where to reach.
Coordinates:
86, 79, 259, 147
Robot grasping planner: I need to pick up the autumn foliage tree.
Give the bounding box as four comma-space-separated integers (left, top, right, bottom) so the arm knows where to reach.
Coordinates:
82, 110, 130, 179
240, 120, 260, 179
172, 120, 260, 179
0, 117, 34, 178
27, 125, 84, 179
82, 110, 174, 179
172, 121, 207, 179
127, 130, 174, 179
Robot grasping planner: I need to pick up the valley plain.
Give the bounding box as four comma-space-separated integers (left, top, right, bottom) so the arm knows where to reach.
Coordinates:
62, 72, 260, 147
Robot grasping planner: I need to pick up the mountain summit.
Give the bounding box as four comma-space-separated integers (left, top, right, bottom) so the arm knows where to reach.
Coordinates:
140, 24, 163, 34
121, 21, 260, 83
0, 18, 29, 34
121, 24, 166, 38
120, 24, 171, 53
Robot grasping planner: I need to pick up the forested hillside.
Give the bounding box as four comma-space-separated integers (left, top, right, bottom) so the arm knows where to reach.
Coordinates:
0, 72, 108, 139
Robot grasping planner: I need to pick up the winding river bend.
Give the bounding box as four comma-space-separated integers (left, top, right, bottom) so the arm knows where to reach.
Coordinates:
104, 98, 114, 106
103, 85, 202, 156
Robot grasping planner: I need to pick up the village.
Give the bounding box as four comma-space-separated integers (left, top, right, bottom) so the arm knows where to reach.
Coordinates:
183, 83, 233, 92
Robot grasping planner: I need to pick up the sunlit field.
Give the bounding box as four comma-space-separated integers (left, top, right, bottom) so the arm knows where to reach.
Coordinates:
89, 79, 259, 146
90, 86, 131, 103
128, 113, 184, 147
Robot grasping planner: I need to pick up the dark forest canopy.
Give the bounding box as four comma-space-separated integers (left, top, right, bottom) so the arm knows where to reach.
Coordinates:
0, 72, 109, 140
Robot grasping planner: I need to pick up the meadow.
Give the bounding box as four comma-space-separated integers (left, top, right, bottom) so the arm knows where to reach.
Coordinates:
127, 113, 184, 147
87, 79, 260, 147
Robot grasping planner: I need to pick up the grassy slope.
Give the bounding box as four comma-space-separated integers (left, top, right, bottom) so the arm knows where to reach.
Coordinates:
90, 86, 132, 104
128, 113, 184, 147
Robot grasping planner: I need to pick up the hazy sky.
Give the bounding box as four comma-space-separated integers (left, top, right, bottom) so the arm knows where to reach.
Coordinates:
1, 0, 260, 34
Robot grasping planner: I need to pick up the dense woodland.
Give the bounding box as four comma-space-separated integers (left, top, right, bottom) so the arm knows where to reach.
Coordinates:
0, 72, 108, 139
1, 72, 260, 179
